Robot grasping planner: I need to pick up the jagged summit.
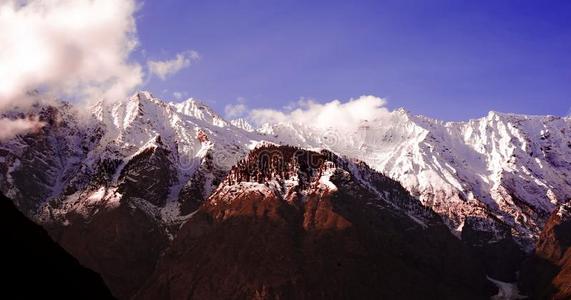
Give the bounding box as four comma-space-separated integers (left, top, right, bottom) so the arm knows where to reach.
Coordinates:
131, 90, 154, 101
230, 118, 254, 132
173, 97, 228, 127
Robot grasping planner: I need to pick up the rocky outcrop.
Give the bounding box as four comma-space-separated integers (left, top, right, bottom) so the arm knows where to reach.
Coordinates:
177, 147, 227, 215
519, 201, 571, 299
117, 141, 177, 207
135, 145, 495, 299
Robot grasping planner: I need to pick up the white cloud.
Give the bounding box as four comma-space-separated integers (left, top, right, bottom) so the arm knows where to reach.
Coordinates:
147, 50, 199, 80
0, 117, 45, 141
173, 91, 184, 100
249, 95, 390, 130
0, 0, 143, 109
224, 97, 247, 119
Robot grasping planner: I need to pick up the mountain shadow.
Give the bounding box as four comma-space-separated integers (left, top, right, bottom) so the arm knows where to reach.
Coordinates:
0, 193, 114, 299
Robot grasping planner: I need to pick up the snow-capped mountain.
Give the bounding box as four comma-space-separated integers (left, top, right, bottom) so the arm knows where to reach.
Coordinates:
0, 91, 569, 298
262, 109, 571, 249
0, 92, 266, 298
2, 91, 570, 245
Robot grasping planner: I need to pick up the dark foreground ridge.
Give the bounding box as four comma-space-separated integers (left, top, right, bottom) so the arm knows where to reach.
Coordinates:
0, 193, 114, 299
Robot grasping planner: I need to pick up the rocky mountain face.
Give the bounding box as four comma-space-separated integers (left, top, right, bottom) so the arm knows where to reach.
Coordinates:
0, 93, 259, 298
262, 110, 571, 251
0, 193, 114, 299
519, 201, 571, 299
0, 91, 569, 298
136, 145, 495, 299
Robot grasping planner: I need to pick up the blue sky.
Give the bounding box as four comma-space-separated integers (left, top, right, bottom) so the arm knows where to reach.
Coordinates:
136, 0, 571, 120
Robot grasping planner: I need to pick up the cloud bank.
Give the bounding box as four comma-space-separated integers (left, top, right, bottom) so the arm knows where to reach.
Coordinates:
0, 0, 142, 109
148, 50, 199, 80
249, 95, 390, 130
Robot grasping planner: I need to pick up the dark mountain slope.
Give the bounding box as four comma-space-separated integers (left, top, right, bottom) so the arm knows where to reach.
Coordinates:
0, 193, 114, 299
44, 143, 174, 299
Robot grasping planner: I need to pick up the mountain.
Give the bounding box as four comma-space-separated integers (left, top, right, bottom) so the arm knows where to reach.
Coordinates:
262, 110, 571, 250
135, 145, 495, 299
0, 93, 261, 298
0, 193, 114, 299
0, 91, 569, 298
519, 200, 571, 299
231, 118, 255, 132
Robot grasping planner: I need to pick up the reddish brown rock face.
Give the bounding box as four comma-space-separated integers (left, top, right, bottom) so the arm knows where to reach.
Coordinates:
519, 201, 571, 299
196, 129, 209, 143
135, 146, 495, 300
552, 251, 571, 300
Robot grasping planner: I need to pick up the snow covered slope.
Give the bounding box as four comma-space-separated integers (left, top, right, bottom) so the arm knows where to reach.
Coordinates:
1, 91, 569, 249
33, 91, 263, 224
263, 110, 571, 248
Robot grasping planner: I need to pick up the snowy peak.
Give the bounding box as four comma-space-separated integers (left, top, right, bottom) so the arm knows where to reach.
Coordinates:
133, 91, 153, 102
230, 118, 254, 132
173, 97, 227, 127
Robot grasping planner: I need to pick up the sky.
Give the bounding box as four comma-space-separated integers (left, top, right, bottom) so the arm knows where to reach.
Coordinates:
0, 0, 570, 122
136, 0, 571, 120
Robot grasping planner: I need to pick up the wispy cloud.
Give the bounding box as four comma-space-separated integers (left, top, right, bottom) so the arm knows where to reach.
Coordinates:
224, 97, 247, 119
147, 50, 199, 80
173, 91, 187, 100
0, 117, 45, 141
0, 0, 142, 108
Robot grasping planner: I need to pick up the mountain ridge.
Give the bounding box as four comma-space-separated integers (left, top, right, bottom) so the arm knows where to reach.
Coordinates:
1, 91, 569, 246
0, 91, 569, 298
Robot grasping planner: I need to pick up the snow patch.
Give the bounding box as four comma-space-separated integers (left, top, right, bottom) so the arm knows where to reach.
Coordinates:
487, 276, 527, 300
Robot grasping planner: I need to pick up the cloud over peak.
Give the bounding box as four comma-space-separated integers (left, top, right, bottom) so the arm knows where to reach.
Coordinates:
0, 0, 142, 108
249, 95, 390, 130
224, 97, 247, 119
